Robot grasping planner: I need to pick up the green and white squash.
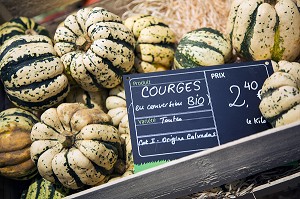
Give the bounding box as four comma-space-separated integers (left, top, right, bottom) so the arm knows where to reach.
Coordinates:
106, 84, 129, 134
0, 16, 50, 46
226, 0, 300, 62
54, 7, 135, 91
0, 108, 39, 180
106, 85, 133, 175
0, 35, 70, 111
30, 103, 123, 189
124, 15, 176, 73
259, 60, 300, 127
174, 27, 232, 69
21, 175, 70, 199
65, 86, 108, 111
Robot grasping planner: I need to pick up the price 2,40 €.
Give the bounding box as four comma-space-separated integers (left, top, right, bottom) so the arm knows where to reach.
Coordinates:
229, 81, 262, 108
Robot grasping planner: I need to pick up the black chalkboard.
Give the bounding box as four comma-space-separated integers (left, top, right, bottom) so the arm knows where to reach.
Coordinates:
123, 60, 273, 172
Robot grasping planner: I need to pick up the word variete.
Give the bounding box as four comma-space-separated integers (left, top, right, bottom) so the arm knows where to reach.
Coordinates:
124, 60, 273, 172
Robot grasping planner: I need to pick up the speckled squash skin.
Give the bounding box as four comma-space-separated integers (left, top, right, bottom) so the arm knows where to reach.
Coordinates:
0, 16, 50, 46
124, 15, 176, 73
174, 27, 232, 69
30, 103, 122, 189
0, 35, 70, 111
259, 61, 300, 127
54, 7, 135, 91
0, 108, 39, 180
226, 0, 300, 62
21, 175, 70, 199
65, 86, 108, 111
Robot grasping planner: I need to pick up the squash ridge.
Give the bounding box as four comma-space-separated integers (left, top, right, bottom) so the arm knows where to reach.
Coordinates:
0, 55, 56, 84
239, 4, 260, 60
0, 39, 52, 64
85, 66, 114, 89
6, 83, 69, 110
64, 149, 85, 188
5, 75, 65, 91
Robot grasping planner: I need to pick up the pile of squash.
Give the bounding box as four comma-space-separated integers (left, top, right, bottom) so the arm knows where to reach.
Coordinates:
0, 0, 299, 197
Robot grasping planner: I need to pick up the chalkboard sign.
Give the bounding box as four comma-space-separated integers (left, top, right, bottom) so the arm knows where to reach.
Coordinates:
123, 60, 273, 172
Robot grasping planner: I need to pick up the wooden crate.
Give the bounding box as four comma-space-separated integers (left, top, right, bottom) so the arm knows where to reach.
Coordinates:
66, 121, 300, 198
0, 1, 300, 198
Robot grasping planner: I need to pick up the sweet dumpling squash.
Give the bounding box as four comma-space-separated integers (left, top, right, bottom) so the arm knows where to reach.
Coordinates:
105, 85, 133, 176
21, 175, 70, 199
174, 27, 232, 69
0, 16, 50, 46
0, 108, 39, 180
259, 61, 300, 127
54, 7, 135, 91
226, 0, 300, 61
124, 15, 176, 73
30, 103, 122, 189
106, 84, 129, 134
0, 35, 70, 111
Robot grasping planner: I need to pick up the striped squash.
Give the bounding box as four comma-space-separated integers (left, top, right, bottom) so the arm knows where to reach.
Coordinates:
124, 15, 176, 73
226, 0, 300, 62
0, 17, 49, 46
0, 35, 70, 111
259, 60, 300, 127
54, 7, 135, 91
65, 86, 108, 111
21, 175, 70, 199
174, 27, 232, 69
0, 108, 39, 180
30, 103, 122, 189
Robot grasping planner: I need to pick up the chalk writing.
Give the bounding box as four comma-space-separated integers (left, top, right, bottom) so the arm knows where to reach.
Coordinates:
246, 116, 267, 125
159, 115, 182, 124
138, 131, 217, 146
132, 79, 151, 86
141, 80, 201, 98
124, 60, 273, 170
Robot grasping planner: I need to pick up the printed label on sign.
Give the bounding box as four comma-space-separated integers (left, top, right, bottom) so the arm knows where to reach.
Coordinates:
124, 60, 273, 172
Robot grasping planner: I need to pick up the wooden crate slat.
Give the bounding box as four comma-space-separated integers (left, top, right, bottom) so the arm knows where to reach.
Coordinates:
67, 121, 300, 199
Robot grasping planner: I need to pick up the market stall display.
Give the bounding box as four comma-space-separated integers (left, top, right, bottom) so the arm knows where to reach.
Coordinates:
0, 0, 299, 198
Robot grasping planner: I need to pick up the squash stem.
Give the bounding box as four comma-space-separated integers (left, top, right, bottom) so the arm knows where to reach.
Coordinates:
76, 34, 92, 51
58, 134, 74, 148
25, 29, 38, 35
